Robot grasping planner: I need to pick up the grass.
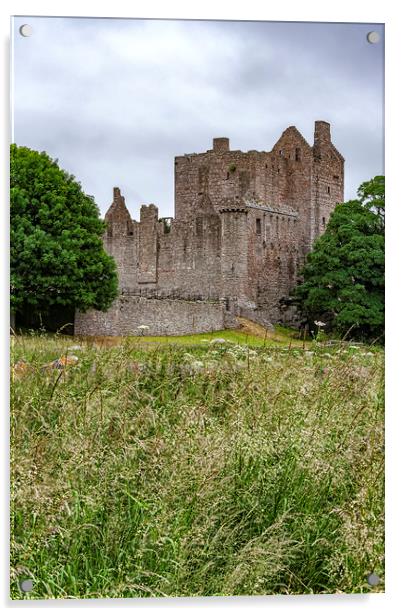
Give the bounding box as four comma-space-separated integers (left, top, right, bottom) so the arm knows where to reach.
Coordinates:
10, 329, 384, 598
75, 327, 310, 349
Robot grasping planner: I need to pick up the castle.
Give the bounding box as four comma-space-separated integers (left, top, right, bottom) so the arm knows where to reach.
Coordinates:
75, 121, 344, 336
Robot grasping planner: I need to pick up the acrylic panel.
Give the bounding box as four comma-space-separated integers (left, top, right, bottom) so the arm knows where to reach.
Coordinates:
10, 16, 385, 599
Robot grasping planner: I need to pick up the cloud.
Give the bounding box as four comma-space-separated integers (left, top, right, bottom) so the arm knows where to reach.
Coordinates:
12, 17, 384, 217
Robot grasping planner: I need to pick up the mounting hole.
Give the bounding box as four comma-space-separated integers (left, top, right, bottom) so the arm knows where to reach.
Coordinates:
367, 572, 380, 586
367, 31, 380, 44
19, 578, 33, 592
19, 24, 33, 37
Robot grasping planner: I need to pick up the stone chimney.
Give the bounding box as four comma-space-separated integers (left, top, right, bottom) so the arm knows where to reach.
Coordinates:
314, 121, 331, 145
213, 137, 230, 152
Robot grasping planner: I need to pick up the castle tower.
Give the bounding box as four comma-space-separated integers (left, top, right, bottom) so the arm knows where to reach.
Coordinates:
217, 200, 250, 307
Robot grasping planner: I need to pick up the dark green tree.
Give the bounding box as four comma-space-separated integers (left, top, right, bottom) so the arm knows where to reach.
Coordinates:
11, 144, 118, 318
295, 176, 384, 340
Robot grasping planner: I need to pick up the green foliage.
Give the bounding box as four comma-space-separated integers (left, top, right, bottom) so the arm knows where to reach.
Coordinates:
295, 176, 384, 340
10, 144, 118, 314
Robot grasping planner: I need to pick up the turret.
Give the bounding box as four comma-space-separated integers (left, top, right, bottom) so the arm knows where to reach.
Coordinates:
217, 199, 249, 306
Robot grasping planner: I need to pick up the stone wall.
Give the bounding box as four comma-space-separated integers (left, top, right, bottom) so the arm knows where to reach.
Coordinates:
75, 296, 233, 337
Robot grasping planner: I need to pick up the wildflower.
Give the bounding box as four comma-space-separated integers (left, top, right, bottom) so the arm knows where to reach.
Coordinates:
314, 320, 326, 328
12, 359, 31, 379
137, 324, 150, 336
42, 355, 79, 371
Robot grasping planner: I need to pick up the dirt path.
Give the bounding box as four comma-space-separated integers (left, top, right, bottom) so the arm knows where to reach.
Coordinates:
237, 317, 275, 340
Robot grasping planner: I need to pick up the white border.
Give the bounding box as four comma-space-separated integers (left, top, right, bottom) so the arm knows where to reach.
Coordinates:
1, 1, 400, 614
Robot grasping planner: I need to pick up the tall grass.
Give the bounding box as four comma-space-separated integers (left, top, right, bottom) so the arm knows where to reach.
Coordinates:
10, 333, 384, 598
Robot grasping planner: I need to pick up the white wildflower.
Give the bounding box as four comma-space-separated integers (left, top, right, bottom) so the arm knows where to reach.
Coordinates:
314, 320, 326, 328
190, 360, 204, 372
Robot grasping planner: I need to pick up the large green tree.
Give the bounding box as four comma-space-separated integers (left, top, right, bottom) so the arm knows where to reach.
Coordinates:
10, 144, 118, 316
295, 176, 384, 340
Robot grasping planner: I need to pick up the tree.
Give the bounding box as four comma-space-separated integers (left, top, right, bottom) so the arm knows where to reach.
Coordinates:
295, 176, 384, 340
10, 145, 118, 319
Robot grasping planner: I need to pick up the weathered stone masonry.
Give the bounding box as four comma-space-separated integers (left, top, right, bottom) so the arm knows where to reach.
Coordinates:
75, 121, 344, 336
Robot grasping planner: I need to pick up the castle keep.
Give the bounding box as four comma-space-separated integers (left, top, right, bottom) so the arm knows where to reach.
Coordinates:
75, 121, 344, 336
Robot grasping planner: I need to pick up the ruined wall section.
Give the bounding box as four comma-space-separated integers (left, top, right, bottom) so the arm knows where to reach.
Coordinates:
104, 188, 137, 290
103, 189, 223, 300
137, 204, 158, 284
75, 296, 233, 337
156, 210, 222, 298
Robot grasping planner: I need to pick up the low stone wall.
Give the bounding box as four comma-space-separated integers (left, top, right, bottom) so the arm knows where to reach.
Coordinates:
75, 295, 234, 336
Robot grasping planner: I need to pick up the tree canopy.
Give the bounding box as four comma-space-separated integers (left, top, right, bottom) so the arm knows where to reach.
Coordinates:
10, 144, 118, 316
295, 176, 384, 340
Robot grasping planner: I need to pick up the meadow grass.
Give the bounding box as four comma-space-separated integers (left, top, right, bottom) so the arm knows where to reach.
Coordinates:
10, 331, 384, 598
79, 326, 310, 349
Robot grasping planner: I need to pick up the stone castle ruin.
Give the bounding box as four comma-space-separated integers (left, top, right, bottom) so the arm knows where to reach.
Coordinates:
75, 121, 344, 336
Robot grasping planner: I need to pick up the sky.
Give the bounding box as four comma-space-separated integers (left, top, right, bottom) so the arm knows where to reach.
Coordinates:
12, 17, 384, 218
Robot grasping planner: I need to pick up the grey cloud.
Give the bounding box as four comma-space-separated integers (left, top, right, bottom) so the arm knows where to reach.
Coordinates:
12, 17, 384, 217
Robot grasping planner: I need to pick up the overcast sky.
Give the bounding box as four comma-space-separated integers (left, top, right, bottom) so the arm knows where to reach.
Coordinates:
12, 17, 384, 218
